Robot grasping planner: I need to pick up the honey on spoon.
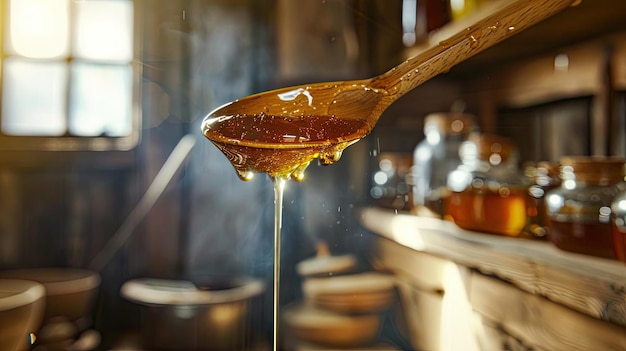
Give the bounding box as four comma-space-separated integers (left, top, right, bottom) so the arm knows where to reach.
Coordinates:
203, 0, 578, 181
201, 0, 578, 349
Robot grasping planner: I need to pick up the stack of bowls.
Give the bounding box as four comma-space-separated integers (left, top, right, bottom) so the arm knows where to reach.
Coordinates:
0, 268, 101, 350
283, 253, 397, 350
302, 272, 396, 315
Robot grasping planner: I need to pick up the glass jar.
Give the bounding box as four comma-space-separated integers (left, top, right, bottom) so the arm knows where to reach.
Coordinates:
611, 191, 626, 263
369, 152, 413, 211
410, 112, 475, 218
525, 161, 561, 239
545, 156, 626, 259
445, 133, 529, 236
612, 190, 626, 263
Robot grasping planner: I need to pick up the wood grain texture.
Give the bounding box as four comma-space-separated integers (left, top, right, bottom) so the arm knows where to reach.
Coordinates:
373, 0, 580, 102
360, 207, 626, 327
471, 273, 626, 351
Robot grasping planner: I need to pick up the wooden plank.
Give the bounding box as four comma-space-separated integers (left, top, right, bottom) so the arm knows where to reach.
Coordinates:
470, 273, 626, 351
444, 0, 626, 80
372, 238, 479, 351
394, 279, 443, 351
359, 207, 626, 327
472, 312, 534, 351
464, 31, 626, 109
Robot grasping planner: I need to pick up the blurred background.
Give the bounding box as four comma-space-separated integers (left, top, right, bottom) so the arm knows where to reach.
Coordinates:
0, 0, 625, 350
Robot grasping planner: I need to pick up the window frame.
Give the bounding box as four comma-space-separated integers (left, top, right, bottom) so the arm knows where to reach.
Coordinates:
0, 0, 142, 152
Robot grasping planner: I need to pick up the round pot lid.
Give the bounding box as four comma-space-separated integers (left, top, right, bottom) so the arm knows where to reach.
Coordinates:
0, 268, 100, 296
121, 277, 264, 306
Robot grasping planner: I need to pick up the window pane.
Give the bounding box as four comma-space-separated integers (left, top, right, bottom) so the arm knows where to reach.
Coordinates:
68, 62, 132, 137
1, 59, 67, 136
6, 0, 70, 59
73, 0, 133, 61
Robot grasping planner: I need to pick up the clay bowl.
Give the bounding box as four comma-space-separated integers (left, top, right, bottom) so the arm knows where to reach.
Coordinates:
303, 272, 396, 314
283, 302, 381, 347
0, 279, 46, 351
0, 268, 100, 330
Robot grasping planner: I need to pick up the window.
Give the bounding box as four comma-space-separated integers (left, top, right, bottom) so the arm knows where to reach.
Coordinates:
0, 0, 139, 151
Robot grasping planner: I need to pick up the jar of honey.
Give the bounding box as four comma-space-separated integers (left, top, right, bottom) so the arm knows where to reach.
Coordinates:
445, 133, 529, 236
411, 113, 475, 218
612, 190, 626, 263
545, 156, 626, 259
525, 161, 561, 239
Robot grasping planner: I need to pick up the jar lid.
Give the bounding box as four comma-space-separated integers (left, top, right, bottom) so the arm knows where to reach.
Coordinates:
524, 161, 560, 179
559, 156, 625, 183
464, 133, 516, 164
537, 161, 560, 174
424, 113, 475, 135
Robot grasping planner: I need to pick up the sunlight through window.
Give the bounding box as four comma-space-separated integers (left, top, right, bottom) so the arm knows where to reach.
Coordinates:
69, 63, 132, 136
1, 59, 67, 135
1, 0, 135, 146
7, 0, 70, 59
74, 0, 133, 61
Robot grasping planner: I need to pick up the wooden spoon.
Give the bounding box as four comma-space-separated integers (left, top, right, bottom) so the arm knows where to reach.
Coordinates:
202, 0, 578, 180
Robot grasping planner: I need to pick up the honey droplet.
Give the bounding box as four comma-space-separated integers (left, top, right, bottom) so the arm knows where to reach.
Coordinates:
320, 149, 344, 165
469, 35, 478, 49
292, 162, 310, 182
237, 169, 255, 181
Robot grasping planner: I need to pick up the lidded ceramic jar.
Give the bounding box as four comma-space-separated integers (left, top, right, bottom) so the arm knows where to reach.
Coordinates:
545, 156, 626, 259
411, 112, 475, 218
445, 133, 529, 236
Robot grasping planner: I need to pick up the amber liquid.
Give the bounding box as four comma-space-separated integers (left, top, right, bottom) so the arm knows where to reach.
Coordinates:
613, 223, 626, 262
526, 184, 559, 239
203, 113, 370, 350
445, 187, 528, 236
203, 113, 370, 181
549, 220, 616, 259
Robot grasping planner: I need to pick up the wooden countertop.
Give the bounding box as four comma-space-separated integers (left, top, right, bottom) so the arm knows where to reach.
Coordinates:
359, 207, 626, 327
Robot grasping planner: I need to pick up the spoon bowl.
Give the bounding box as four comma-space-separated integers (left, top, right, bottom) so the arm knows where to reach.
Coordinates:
203, 0, 577, 180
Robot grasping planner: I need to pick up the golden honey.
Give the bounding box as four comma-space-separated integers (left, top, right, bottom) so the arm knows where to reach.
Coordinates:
202, 112, 371, 350
445, 186, 528, 236
545, 156, 626, 259
445, 133, 529, 237
203, 113, 370, 181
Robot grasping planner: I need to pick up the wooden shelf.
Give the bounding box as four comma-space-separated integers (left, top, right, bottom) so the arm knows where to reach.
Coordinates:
403, 0, 626, 78
359, 207, 626, 327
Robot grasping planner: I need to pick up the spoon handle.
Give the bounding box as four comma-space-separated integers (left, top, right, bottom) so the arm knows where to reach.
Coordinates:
371, 0, 578, 98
